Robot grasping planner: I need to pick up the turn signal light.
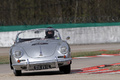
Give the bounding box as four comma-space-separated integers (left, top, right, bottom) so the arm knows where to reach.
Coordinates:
64, 55, 66, 58
17, 60, 21, 63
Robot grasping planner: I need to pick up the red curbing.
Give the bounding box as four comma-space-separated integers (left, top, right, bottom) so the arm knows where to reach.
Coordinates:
101, 53, 120, 56
94, 70, 120, 74
79, 68, 109, 74
82, 66, 98, 71
110, 63, 120, 66
72, 63, 120, 74
72, 49, 120, 74
97, 65, 105, 68
72, 53, 120, 59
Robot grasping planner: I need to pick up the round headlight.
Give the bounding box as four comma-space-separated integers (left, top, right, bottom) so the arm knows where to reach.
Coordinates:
14, 51, 23, 58
60, 46, 68, 54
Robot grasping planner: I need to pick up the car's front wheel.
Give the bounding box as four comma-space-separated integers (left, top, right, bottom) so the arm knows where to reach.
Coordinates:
59, 64, 71, 74
13, 69, 22, 76
10, 56, 13, 70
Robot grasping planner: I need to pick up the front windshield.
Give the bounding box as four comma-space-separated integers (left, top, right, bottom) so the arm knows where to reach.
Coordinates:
16, 29, 61, 43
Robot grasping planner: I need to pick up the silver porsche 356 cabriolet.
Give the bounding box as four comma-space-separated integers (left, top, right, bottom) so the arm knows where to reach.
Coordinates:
9, 28, 72, 76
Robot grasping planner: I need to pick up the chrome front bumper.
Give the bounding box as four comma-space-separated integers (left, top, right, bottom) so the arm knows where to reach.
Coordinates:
12, 58, 72, 70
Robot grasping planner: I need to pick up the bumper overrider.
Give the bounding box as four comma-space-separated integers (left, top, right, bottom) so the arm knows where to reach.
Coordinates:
12, 58, 72, 70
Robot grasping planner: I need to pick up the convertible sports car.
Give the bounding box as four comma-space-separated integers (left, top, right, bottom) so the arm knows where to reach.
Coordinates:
9, 28, 72, 76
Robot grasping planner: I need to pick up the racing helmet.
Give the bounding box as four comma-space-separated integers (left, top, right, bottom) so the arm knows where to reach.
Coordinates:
45, 29, 54, 38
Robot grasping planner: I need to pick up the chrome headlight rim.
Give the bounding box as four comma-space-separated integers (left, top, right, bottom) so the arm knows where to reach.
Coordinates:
60, 46, 68, 54
14, 51, 23, 58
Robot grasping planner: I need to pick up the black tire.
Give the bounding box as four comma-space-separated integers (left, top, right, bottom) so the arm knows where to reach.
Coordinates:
10, 56, 13, 70
59, 64, 71, 74
13, 69, 22, 76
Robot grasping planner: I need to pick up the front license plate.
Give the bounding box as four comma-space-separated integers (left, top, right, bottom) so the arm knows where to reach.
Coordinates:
34, 65, 51, 70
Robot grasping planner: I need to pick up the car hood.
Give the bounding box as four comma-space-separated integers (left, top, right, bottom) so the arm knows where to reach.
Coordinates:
17, 40, 61, 58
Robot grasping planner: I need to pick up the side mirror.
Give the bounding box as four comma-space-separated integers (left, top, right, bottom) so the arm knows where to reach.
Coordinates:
66, 36, 70, 40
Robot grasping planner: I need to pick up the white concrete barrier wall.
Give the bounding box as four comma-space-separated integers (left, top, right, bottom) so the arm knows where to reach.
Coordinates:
61, 26, 120, 44
0, 26, 120, 47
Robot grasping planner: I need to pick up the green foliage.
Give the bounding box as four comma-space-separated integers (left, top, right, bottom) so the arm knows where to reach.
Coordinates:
0, 0, 120, 25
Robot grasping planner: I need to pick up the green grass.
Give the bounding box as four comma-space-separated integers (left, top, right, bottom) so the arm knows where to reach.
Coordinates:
0, 55, 9, 64
107, 65, 120, 70
0, 50, 120, 64
71, 50, 120, 58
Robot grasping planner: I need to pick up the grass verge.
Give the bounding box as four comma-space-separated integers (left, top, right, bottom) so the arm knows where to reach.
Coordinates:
71, 50, 120, 58
107, 65, 120, 70
0, 55, 9, 64
0, 50, 120, 64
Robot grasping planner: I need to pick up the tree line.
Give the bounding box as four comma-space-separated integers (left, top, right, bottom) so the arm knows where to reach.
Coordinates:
0, 0, 120, 26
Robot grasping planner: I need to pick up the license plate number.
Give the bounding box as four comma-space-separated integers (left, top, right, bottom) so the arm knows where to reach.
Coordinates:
34, 65, 51, 70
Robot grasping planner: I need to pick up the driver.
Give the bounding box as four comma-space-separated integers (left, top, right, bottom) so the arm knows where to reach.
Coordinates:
45, 29, 54, 38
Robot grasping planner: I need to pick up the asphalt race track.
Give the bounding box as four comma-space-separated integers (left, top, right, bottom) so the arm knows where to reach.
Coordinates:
0, 43, 120, 80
